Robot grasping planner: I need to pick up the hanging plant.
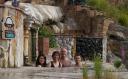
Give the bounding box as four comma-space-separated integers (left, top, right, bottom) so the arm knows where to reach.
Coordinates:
38, 26, 52, 37
38, 26, 58, 48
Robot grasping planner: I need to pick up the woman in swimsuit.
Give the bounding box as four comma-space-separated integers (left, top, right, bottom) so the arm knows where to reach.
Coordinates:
47, 51, 62, 68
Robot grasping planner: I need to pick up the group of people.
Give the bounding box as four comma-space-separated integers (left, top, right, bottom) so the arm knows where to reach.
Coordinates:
36, 48, 83, 68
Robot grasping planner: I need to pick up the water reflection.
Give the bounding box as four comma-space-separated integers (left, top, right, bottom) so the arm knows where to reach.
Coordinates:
0, 67, 82, 79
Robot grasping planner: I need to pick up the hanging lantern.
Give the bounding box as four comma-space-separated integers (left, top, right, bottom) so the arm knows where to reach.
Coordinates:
3, 16, 15, 39
4, 17, 14, 28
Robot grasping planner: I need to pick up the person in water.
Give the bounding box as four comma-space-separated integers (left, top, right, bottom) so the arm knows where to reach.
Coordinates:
47, 51, 62, 68
60, 48, 71, 67
73, 53, 83, 67
36, 54, 47, 67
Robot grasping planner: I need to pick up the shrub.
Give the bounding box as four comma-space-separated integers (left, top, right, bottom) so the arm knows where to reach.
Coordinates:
114, 59, 122, 69
87, 0, 109, 11
83, 65, 88, 79
87, 0, 128, 27
118, 14, 128, 27
94, 56, 102, 79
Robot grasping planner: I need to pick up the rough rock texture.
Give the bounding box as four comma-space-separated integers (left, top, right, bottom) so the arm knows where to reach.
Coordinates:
62, 5, 110, 37
108, 23, 128, 69
76, 37, 103, 60
55, 36, 74, 59
53, 3, 112, 61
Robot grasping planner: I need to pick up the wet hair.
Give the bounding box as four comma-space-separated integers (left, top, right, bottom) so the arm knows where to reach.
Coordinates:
74, 53, 82, 59
75, 53, 81, 57
36, 54, 47, 67
52, 51, 60, 58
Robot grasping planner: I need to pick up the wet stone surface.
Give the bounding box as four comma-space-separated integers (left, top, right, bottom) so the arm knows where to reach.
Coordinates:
0, 67, 82, 79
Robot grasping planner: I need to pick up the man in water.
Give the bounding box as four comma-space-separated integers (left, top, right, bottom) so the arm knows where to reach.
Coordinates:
60, 48, 72, 67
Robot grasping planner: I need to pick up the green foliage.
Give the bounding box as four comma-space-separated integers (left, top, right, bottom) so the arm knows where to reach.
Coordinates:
49, 36, 58, 48
83, 65, 88, 79
39, 26, 52, 37
118, 14, 128, 26
87, 0, 109, 11
82, 55, 118, 79
94, 56, 102, 79
39, 26, 58, 48
114, 59, 122, 69
82, 56, 118, 79
87, 0, 128, 27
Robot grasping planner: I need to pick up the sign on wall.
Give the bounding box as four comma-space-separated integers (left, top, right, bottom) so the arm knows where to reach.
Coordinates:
5, 30, 15, 38
2, 16, 15, 39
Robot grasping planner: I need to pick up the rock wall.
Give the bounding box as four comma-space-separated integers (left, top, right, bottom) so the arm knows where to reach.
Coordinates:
108, 23, 128, 68
56, 36, 74, 59
54, 3, 112, 62
63, 5, 111, 37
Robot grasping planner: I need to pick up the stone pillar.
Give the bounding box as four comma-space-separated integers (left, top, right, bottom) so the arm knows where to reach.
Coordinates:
8, 40, 15, 67
35, 28, 39, 58
24, 25, 31, 66
24, 29, 29, 56
102, 36, 107, 63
